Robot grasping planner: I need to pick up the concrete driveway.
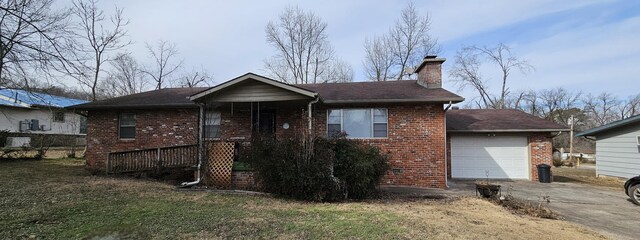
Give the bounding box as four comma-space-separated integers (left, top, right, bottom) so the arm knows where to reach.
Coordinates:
447, 180, 640, 240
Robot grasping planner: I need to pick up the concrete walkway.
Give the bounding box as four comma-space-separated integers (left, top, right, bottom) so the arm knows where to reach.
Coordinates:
382, 180, 640, 240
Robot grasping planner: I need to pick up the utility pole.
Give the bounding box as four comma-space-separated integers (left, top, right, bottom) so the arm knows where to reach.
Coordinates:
569, 115, 576, 168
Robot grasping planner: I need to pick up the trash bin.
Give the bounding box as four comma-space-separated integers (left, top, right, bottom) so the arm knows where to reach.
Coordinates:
537, 164, 551, 183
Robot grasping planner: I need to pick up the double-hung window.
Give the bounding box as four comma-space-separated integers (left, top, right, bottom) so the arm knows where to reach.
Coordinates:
119, 113, 136, 139
205, 110, 221, 138
327, 108, 388, 138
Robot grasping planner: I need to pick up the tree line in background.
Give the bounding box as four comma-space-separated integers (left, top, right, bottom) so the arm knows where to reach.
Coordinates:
0, 0, 213, 101
447, 42, 639, 151
2, 0, 638, 141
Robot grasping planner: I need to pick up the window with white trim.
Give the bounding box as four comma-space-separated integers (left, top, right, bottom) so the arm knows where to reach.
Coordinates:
205, 110, 221, 138
327, 108, 388, 138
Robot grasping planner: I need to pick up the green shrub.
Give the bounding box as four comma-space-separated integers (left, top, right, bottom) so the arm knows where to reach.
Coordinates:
332, 138, 389, 199
242, 135, 388, 202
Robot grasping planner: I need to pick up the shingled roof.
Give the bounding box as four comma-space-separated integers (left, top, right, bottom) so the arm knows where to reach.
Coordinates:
447, 109, 569, 132
69, 87, 208, 110
294, 80, 463, 104
68, 73, 464, 110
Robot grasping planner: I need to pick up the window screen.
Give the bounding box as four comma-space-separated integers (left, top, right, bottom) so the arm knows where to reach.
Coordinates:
205, 110, 221, 138
119, 113, 135, 139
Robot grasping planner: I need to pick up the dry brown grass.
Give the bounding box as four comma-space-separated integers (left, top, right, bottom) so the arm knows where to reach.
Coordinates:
554, 166, 625, 190
0, 159, 609, 239
362, 198, 606, 240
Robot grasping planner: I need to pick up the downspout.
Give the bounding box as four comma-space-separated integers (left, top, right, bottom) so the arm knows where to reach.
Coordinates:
180, 103, 205, 187
307, 95, 320, 133
443, 101, 453, 188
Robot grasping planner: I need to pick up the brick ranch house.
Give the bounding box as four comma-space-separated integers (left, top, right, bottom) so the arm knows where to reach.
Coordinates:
69, 56, 568, 189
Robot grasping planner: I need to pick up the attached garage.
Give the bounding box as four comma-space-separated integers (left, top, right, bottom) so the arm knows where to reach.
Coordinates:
451, 135, 529, 179
446, 109, 569, 181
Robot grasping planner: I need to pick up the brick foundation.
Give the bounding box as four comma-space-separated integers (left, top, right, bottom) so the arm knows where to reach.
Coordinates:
231, 171, 256, 190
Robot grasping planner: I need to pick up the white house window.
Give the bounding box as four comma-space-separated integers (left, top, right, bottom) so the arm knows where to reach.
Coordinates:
205, 110, 221, 138
327, 108, 388, 138
53, 111, 65, 122
119, 113, 136, 139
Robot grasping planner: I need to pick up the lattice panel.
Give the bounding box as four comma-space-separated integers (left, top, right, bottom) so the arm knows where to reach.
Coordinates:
204, 141, 235, 188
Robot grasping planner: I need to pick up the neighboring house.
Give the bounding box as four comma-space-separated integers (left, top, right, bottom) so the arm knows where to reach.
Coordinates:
0, 89, 88, 146
576, 115, 640, 179
69, 56, 566, 189
446, 109, 568, 181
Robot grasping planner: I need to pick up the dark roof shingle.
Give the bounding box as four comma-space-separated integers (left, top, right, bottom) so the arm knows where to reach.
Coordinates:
447, 109, 569, 132
294, 80, 463, 104
69, 87, 208, 110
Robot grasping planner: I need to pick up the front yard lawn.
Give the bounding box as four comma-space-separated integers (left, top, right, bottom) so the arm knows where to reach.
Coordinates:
0, 159, 606, 239
554, 166, 625, 190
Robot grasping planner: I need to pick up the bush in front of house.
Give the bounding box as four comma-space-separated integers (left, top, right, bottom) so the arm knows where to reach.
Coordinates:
242, 135, 389, 202
332, 138, 389, 200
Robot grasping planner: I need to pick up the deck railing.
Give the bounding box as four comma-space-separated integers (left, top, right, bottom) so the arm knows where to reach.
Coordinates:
106, 144, 199, 173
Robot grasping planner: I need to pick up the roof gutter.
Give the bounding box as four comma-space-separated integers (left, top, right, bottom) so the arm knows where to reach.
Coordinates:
447, 129, 570, 133
322, 98, 465, 104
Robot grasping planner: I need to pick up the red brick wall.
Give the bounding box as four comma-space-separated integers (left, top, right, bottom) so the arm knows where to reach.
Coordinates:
231, 171, 256, 190
86, 103, 449, 188
445, 133, 554, 181
529, 134, 553, 181
313, 103, 447, 188
85, 108, 199, 172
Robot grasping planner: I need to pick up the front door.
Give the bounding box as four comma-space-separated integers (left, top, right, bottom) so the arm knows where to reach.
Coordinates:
255, 110, 276, 136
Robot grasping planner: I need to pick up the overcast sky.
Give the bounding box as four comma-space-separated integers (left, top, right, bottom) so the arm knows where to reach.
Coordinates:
88, 0, 639, 101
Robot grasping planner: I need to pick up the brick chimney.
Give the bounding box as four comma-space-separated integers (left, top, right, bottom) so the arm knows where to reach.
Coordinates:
414, 55, 445, 88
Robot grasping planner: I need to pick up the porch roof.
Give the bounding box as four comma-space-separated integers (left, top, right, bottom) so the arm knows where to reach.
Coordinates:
190, 73, 318, 102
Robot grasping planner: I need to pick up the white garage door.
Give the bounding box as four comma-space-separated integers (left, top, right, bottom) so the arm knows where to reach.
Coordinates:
451, 136, 529, 179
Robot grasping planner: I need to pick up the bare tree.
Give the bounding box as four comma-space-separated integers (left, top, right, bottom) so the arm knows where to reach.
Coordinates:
388, 2, 439, 80
449, 43, 533, 109
582, 92, 619, 127
537, 87, 582, 123
323, 59, 354, 83
71, 0, 130, 101
103, 52, 147, 97
142, 40, 183, 89
617, 93, 640, 119
0, 0, 74, 87
264, 6, 351, 84
362, 35, 395, 81
179, 67, 214, 88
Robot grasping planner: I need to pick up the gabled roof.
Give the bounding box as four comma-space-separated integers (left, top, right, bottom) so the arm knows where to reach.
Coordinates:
68, 72, 465, 110
190, 73, 317, 101
294, 80, 463, 104
68, 87, 208, 110
447, 109, 569, 133
576, 114, 640, 137
0, 89, 88, 109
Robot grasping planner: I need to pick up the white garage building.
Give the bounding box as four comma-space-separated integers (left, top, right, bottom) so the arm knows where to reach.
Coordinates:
446, 109, 569, 181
